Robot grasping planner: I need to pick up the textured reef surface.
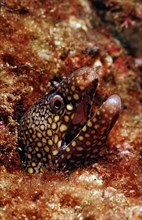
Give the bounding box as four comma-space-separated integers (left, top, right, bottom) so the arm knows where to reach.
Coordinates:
0, 0, 142, 219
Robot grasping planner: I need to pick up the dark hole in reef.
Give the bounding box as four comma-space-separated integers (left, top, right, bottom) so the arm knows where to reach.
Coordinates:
0, 114, 8, 128
83, 46, 100, 58
16, 145, 26, 164
92, 0, 121, 12
2, 54, 17, 66
102, 73, 116, 85
13, 100, 26, 121
60, 50, 70, 60
2, 54, 31, 76
12, 65, 31, 76
19, 8, 29, 15
91, 0, 107, 10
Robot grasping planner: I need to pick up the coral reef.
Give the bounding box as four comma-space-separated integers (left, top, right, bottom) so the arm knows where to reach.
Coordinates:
0, 0, 142, 219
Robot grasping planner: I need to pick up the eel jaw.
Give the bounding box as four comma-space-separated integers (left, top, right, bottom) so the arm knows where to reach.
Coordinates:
64, 96, 92, 146
55, 94, 122, 170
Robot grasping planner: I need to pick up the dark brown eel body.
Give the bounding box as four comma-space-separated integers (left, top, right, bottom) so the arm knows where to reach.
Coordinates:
18, 67, 122, 173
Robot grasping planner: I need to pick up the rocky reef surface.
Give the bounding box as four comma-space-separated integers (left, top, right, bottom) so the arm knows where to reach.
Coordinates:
0, 0, 142, 219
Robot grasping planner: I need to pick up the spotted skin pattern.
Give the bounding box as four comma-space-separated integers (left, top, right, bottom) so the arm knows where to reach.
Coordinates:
18, 67, 121, 173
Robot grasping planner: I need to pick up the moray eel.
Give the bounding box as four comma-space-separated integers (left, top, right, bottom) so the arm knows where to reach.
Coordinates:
18, 67, 122, 173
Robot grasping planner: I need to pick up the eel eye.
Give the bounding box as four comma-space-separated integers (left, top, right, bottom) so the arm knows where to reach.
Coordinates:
50, 94, 64, 112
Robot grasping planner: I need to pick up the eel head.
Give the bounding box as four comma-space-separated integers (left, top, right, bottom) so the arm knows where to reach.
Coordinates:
18, 67, 121, 173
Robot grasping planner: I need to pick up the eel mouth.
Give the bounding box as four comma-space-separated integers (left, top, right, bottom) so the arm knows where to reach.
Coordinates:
61, 67, 100, 147
71, 100, 89, 125
64, 91, 95, 147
